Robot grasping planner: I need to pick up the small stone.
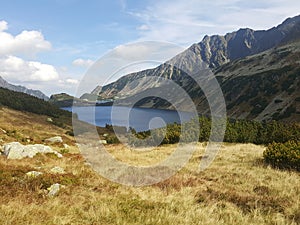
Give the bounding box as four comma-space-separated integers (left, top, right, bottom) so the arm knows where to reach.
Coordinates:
47, 118, 53, 122
0, 128, 7, 134
103, 133, 109, 137
26, 171, 43, 178
45, 136, 63, 143
63, 144, 69, 149
47, 183, 62, 197
50, 166, 65, 174
99, 140, 107, 145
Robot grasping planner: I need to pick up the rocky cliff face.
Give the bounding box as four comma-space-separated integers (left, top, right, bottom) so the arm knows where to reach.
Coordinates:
95, 15, 300, 122
190, 15, 300, 68
0, 76, 49, 101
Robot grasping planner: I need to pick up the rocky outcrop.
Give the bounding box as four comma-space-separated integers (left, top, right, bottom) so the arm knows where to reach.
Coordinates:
2, 142, 63, 159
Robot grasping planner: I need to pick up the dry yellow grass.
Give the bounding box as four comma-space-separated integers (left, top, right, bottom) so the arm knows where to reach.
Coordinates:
0, 142, 299, 225
0, 108, 299, 225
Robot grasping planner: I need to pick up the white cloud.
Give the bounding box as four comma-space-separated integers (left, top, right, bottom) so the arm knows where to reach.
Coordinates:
0, 20, 82, 96
127, 0, 300, 45
137, 24, 150, 31
0, 20, 8, 31
72, 58, 94, 67
0, 55, 59, 82
113, 42, 183, 61
0, 20, 51, 57
66, 78, 79, 84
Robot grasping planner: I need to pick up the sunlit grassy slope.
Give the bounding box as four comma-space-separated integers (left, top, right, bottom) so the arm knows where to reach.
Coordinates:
0, 107, 299, 225
1, 145, 300, 224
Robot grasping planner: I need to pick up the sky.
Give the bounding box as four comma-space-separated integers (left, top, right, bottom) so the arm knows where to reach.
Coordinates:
0, 0, 299, 96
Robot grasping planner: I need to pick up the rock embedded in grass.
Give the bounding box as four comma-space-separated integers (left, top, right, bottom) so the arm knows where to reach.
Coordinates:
2, 142, 63, 159
45, 136, 63, 143
47, 183, 64, 197
50, 166, 65, 174
26, 171, 43, 178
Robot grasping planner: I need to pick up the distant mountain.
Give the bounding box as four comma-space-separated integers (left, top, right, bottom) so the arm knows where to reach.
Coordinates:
93, 15, 300, 122
49, 93, 103, 107
0, 76, 49, 101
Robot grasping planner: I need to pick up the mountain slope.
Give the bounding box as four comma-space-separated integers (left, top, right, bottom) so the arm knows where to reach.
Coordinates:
94, 15, 300, 122
0, 87, 71, 124
0, 76, 49, 101
210, 41, 300, 122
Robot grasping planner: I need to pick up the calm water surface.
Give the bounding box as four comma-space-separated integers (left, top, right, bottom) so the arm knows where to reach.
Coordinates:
63, 106, 194, 132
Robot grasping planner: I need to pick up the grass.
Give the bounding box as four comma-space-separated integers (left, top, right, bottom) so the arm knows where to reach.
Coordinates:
0, 107, 299, 224
0, 142, 299, 225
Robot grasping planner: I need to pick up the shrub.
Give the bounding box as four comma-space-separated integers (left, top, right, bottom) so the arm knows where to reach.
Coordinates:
106, 135, 120, 144
263, 141, 300, 171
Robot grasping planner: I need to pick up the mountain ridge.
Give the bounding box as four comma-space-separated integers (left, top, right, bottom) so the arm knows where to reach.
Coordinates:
0, 76, 49, 101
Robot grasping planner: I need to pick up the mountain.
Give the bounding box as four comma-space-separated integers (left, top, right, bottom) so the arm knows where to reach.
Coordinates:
193, 15, 300, 68
49, 93, 77, 107
93, 15, 300, 122
0, 76, 49, 101
49, 93, 105, 107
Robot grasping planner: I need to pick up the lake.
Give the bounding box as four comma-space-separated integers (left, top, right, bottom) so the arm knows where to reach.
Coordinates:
63, 106, 194, 132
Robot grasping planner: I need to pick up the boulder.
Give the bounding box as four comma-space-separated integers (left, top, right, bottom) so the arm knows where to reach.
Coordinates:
2, 142, 63, 159
45, 136, 63, 143
3, 142, 24, 159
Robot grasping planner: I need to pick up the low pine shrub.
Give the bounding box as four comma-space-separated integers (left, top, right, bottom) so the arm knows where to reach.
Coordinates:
263, 141, 300, 171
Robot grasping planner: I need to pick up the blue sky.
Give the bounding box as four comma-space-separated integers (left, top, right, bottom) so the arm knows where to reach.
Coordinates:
0, 0, 299, 96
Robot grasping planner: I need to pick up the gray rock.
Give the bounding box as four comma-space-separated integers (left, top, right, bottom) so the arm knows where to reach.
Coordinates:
47, 183, 63, 197
2, 142, 63, 159
45, 136, 63, 143
3, 142, 24, 159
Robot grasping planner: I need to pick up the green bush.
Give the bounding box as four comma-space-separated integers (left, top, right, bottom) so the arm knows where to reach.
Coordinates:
106, 135, 120, 144
263, 141, 300, 171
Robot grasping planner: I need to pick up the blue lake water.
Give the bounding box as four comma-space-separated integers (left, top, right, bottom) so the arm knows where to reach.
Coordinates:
63, 106, 194, 132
